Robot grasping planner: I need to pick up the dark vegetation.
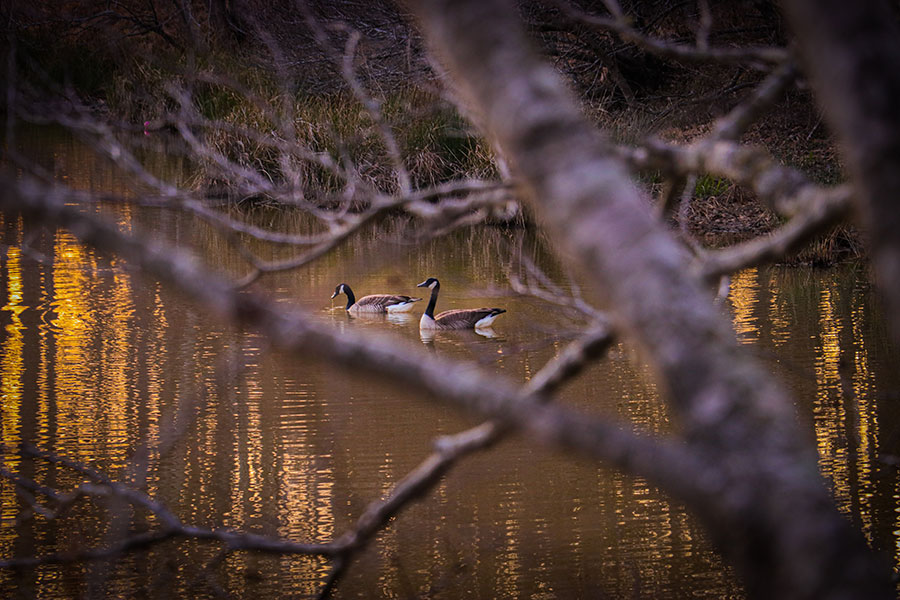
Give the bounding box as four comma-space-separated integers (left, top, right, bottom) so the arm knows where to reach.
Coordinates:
2, 0, 855, 262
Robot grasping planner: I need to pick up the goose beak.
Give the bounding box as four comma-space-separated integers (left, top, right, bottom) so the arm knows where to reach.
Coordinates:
416, 280, 428, 288
330, 291, 338, 299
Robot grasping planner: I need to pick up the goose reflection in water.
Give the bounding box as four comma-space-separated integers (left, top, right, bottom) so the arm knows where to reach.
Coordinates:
420, 326, 500, 345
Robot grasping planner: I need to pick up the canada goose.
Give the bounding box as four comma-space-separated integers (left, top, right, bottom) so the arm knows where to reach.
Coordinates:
331, 283, 422, 313
417, 277, 506, 330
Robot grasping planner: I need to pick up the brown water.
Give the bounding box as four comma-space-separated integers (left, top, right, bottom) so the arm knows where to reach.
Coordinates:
2, 128, 900, 598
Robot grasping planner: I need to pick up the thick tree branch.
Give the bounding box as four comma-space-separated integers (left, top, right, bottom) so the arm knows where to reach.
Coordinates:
619, 139, 855, 277
411, 1, 890, 597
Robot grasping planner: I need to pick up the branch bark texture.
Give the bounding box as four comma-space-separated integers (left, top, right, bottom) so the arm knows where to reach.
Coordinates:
411, 1, 891, 598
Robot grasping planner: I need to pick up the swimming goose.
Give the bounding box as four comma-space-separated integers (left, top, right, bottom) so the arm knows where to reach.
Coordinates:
417, 277, 506, 330
331, 283, 422, 313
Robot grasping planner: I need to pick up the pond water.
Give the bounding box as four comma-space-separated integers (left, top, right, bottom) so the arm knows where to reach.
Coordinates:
2, 128, 900, 598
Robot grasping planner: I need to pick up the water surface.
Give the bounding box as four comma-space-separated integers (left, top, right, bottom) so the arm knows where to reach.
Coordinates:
2, 128, 899, 598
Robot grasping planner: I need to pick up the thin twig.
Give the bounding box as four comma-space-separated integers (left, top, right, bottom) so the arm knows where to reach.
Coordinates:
554, 1, 788, 67
712, 61, 798, 141
316, 322, 617, 596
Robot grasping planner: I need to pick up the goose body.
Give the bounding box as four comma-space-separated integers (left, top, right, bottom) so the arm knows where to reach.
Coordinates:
417, 277, 506, 330
331, 283, 421, 314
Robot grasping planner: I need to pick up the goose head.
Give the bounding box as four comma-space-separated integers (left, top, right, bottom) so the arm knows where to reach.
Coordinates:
417, 277, 440, 290
331, 283, 348, 299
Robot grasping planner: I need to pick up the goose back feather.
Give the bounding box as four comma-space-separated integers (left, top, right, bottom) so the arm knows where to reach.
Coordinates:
417, 277, 506, 330
332, 283, 422, 313
424, 307, 507, 330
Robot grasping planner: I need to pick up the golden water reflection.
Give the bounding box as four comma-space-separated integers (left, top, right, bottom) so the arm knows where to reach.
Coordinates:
0, 208, 753, 597
1, 129, 899, 597
1, 210, 898, 598
727, 266, 895, 553
1, 241, 25, 594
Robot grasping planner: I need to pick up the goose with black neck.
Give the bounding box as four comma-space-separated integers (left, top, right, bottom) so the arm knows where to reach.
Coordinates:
331, 283, 421, 314
417, 277, 506, 330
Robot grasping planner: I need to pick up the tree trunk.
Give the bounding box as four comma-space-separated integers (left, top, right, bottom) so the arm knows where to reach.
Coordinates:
411, 0, 892, 597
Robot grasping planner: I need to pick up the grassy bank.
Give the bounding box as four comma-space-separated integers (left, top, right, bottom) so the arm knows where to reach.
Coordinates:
192, 84, 498, 196
9, 22, 860, 265
95, 53, 499, 197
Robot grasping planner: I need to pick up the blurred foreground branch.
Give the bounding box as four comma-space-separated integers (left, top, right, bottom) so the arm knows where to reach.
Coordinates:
412, 0, 890, 598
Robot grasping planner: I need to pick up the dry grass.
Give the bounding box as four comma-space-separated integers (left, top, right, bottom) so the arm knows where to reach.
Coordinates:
185, 83, 498, 198
26, 22, 863, 263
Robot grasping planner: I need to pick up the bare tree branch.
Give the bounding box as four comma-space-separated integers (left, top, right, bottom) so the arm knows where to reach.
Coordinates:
553, 1, 789, 67
712, 61, 798, 141
410, 1, 890, 597
619, 139, 855, 277
698, 186, 851, 280
3, 2, 893, 597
